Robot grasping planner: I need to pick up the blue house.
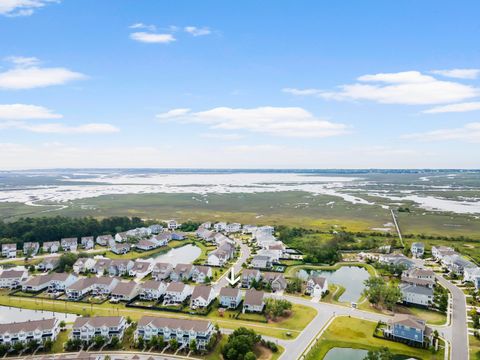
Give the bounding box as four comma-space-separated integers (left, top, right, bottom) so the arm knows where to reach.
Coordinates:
384, 314, 432, 346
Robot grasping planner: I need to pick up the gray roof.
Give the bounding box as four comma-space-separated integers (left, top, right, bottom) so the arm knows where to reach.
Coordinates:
166, 281, 186, 293
0, 318, 56, 334
244, 289, 264, 306
219, 287, 240, 297
112, 281, 138, 296
400, 283, 434, 296
137, 316, 211, 332
191, 285, 213, 300
73, 316, 124, 329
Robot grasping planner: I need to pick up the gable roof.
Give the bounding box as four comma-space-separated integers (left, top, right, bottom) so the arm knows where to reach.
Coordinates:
191, 285, 213, 300
244, 289, 264, 306
73, 316, 124, 329
138, 316, 211, 332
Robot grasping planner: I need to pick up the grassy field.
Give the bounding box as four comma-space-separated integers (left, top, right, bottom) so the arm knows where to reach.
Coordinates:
304, 316, 444, 360
471, 335, 480, 359
0, 291, 314, 340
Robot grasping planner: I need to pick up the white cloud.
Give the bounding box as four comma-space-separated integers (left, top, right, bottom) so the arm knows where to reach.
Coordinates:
130, 32, 176, 44
285, 71, 479, 105
200, 132, 244, 140
226, 144, 283, 153
129, 23, 156, 31
18, 122, 119, 134
0, 0, 59, 17
0, 58, 85, 90
184, 26, 211, 36
5, 56, 40, 67
157, 106, 348, 138
403, 122, 480, 143
431, 69, 480, 79
423, 102, 480, 114
0, 104, 62, 120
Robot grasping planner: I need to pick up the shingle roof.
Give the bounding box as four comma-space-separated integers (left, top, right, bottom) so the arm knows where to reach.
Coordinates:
73, 316, 124, 329
219, 287, 240, 297
389, 314, 426, 331
191, 285, 213, 300
0, 318, 56, 334
166, 281, 186, 292
137, 316, 211, 332
244, 289, 264, 306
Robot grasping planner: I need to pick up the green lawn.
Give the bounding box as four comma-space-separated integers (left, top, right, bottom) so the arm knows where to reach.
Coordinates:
52, 329, 69, 353
470, 335, 480, 360
304, 316, 444, 360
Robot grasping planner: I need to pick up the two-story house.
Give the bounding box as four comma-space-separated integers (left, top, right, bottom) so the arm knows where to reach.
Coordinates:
219, 287, 242, 309
71, 316, 127, 342
190, 285, 215, 309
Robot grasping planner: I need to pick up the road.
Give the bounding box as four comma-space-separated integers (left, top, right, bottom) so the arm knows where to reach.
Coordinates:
213, 237, 250, 291
436, 274, 469, 360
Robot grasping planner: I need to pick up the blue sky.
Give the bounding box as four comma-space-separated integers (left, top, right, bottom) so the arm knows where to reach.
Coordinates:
0, 0, 479, 169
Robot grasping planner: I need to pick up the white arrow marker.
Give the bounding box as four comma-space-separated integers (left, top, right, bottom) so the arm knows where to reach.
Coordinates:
226, 267, 240, 286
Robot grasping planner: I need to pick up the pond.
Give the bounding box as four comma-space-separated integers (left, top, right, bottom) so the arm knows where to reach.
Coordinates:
323, 347, 368, 360
297, 266, 370, 302
150, 244, 201, 266
0, 305, 76, 323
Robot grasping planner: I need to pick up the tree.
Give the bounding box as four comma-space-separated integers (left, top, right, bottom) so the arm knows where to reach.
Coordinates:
58, 252, 78, 272
43, 339, 53, 351
363, 276, 401, 310
222, 327, 261, 360
265, 298, 292, 320
286, 277, 303, 294
189, 339, 197, 353
169, 338, 179, 351
59, 320, 66, 330
364, 347, 393, 360
245, 352, 256, 360
12, 341, 24, 354
93, 335, 106, 348
109, 336, 120, 349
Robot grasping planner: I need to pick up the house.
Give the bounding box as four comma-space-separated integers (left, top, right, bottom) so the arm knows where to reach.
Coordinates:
151, 233, 171, 246
1, 243, 17, 258
136, 316, 214, 350
170, 263, 193, 282
192, 266, 212, 283
442, 254, 475, 275
225, 223, 241, 233
200, 222, 212, 229
251, 255, 273, 269
110, 242, 131, 255
431, 246, 455, 261
464, 267, 480, 284
190, 285, 215, 309
148, 224, 163, 234
61, 238, 78, 252
114, 232, 128, 243
163, 282, 192, 305
257, 250, 279, 263
81, 236, 95, 250
242, 225, 257, 234
109, 259, 134, 276
399, 283, 434, 307
171, 232, 185, 241
305, 276, 328, 298
219, 287, 242, 309
23, 242, 39, 256
139, 280, 167, 300
264, 242, 285, 260
22, 273, 77, 293
66, 277, 119, 300
410, 242, 424, 258
0, 318, 59, 345
241, 269, 261, 288
214, 233, 231, 245
96, 234, 114, 246
378, 254, 414, 269
71, 316, 127, 342
111, 281, 139, 302
152, 262, 173, 281
127, 227, 152, 238
167, 220, 179, 230
43, 241, 60, 254
255, 233, 277, 248
129, 260, 152, 278
37, 256, 60, 272
196, 228, 215, 242
73, 257, 96, 274
257, 225, 274, 236
383, 314, 432, 345
243, 289, 264, 313
0, 269, 28, 289
92, 258, 113, 275
135, 239, 159, 251
214, 222, 227, 232
262, 272, 287, 292
401, 268, 435, 288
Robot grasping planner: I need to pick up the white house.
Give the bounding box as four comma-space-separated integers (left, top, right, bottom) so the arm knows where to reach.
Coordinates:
241, 269, 261, 288
167, 220, 179, 230
96, 234, 114, 246
136, 316, 214, 350
251, 255, 273, 269
0, 269, 28, 289
214, 222, 227, 232
61, 238, 78, 252
243, 289, 264, 313
139, 280, 167, 301
22, 273, 77, 293
1, 243, 16, 258
114, 232, 128, 243
410, 242, 424, 258
225, 223, 242, 233
305, 276, 328, 298
129, 260, 153, 278
66, 276, 119, 300
163, 282, 192, 305
190, 285, 215, 309
73, 257, 96, 274
108, 259, 134, 276
81, 236, 95, 250
0, 318, 59, 345
152, 262, 173, 281
136, 239, 159, 251
37, 257, 60, 272
92, 258, 113, 275
464, 267, 480, 283
192, 265, 213, 283
399, 283, 434, 307
42, 241, 60, 254
111, 281, 139, 302
23, 242, 39, 256
148, 224, 163, 234
170, 263, 193, 282
151, 233, 171, 246
442, 254, 475, 275
71, 316, 127, 342
219, 287, 242, 309
431, 246, 455, 261
262, 272, 287, 292
196, 228, 215, 242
